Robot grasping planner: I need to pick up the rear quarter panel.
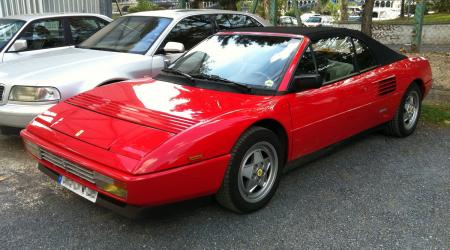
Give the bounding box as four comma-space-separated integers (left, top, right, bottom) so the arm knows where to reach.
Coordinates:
395, 56, 432, 96
371, 56, 432, 122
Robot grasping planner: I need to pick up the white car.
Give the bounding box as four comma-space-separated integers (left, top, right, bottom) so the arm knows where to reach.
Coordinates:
279, 16, 298, 26
300, 13, 317, 22
303, 15, 333, 27
0, 13, 112, 63
0, 9, 268, 133
372, 8, 401, 20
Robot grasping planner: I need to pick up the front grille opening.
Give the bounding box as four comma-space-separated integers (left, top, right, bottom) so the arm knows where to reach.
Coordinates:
40, 148, 95, 184
0, 85, 4, 102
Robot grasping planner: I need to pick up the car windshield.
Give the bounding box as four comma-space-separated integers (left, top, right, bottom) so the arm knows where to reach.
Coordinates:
78, 16, 172, 54
0, 19, 25, 51
168, 34, 301, 90
306, 17, 321, 23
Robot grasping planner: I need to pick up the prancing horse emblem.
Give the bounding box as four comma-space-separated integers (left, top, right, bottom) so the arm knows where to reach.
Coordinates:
75, 130, 84, 137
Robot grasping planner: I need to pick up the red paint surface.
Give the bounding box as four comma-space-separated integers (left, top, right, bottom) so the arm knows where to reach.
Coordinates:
21, 32, 433, 207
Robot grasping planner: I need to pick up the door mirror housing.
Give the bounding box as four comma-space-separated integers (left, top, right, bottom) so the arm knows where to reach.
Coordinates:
163, 42, 185, 54
9, 39, 28, 52
292, 74, 323, 92
163, 58, 171, 69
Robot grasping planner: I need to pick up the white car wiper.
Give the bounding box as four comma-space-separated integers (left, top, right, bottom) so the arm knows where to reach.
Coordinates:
75, 45, 121, 53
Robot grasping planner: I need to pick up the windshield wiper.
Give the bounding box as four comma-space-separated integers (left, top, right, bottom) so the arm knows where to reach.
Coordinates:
75, 45, 89, 49
161, 68, 196, 85
75, 45, 121, 53
191, 74, 251, 93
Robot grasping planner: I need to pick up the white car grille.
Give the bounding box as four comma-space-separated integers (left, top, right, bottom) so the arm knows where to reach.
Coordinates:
0, 85, 4, 102
40, 148, 95, 183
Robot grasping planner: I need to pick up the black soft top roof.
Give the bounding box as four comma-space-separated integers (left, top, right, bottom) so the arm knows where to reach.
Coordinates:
232, 27, 407, 66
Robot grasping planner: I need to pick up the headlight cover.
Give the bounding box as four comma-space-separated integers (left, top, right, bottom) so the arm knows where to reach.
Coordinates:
24, 139, 41, 159
9, 86, 60, 102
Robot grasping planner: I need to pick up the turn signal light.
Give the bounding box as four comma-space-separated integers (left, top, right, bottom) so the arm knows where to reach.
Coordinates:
94, 172, 127, 198
24, 139, 41, 159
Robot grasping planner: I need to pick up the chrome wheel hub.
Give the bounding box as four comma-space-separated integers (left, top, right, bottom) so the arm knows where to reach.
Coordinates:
238, 142, 278, 203
403, 91, 420, 130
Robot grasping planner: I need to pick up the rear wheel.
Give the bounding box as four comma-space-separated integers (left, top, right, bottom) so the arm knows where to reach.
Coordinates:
384, 83, 422, 137
216, 127, 284, 213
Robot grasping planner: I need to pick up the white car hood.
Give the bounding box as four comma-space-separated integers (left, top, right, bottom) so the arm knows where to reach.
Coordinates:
0, 47, 148, 86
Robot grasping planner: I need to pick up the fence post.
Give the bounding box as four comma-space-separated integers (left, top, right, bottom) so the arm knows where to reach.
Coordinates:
292, 0, 301, 26
270, 0, 278, 25
179, 0, 187, 9
411, 0, 425, 52
251, 0, 259, 14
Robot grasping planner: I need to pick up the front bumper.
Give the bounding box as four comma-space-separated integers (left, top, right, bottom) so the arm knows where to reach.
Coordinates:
21, 129, 230, 216
0, 102, 55, 128
38, 164, 146, 218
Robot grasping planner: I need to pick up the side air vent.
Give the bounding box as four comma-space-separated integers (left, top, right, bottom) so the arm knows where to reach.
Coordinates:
376, 76, 397, 96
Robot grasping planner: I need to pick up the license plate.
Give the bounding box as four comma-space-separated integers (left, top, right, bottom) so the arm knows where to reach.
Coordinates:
58, 176, 98, 203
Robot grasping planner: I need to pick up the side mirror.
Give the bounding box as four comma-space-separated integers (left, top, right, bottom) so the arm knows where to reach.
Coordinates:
163, 58, 171, 69
9, 39, 28, 52
293, 74, 323, 91
163, 42, 185, 54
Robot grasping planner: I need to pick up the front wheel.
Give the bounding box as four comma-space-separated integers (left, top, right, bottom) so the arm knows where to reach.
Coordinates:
216, 127, 284, 213
384, 83, 422, 137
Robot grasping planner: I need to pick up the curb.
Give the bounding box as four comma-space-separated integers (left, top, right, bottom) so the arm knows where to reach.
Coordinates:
424, 88, 450, 105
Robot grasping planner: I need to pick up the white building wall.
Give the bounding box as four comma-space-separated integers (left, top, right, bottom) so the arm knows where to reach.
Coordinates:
0, 0, 109, 17
334, 23, 450, 45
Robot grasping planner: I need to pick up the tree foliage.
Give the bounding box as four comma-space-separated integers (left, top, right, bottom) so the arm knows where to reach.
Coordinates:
219, 0, 239, 10
429, 0, 450, 13
128, 0, 161, 13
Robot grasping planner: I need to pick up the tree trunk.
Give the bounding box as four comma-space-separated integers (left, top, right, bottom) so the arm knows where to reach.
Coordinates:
192, 0, 201, 8
340, 0, 348, 22
361, 0, 375, 36
219, 0, 238, 10
225, 1, 237, 10
400, 0, 405, 18
315, 0, 322, 13
263, 0, 269, 19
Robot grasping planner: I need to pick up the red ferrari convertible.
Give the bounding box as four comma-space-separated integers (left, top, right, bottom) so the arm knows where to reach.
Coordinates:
22, 27, 432, 217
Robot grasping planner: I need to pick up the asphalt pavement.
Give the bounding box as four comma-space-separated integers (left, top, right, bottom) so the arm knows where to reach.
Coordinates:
0, 122, 449, 249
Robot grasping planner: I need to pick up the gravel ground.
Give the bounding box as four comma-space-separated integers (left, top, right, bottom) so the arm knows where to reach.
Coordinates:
0, 122, 449, 249
415, 52, 450, 90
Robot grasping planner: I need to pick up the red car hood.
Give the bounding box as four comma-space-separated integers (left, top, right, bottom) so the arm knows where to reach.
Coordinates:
33, 78, 272, 165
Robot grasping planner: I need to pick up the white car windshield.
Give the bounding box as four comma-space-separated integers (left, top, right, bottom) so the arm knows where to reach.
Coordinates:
78, 16, 172, 54
168, 34, 301, 90
0, 19, 25, 51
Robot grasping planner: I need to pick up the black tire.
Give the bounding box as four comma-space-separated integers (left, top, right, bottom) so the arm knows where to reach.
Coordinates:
215, 126, 284, 213
384, 83, 422, 137
0, 126, 21, 135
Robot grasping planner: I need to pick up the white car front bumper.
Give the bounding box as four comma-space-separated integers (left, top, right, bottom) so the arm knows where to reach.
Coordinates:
0, 102, 55, 128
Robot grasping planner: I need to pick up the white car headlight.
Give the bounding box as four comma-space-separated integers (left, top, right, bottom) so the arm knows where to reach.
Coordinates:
9, 86, 60, 102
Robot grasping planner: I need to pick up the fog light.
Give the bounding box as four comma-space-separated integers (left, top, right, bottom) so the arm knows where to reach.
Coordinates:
94, 172, 127, 198
24, 139, 41, 159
